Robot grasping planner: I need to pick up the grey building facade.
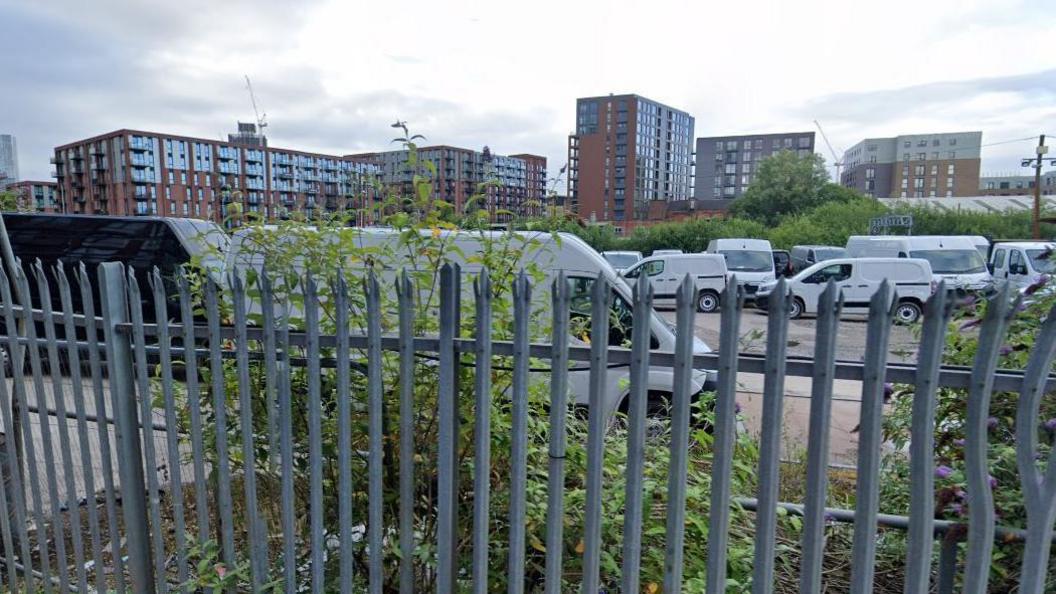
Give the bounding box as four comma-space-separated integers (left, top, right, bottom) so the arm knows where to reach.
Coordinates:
841, 131, 982, 198
693, 132, 815, 200
0, 135, 18, 188
980, 171, 1056, 196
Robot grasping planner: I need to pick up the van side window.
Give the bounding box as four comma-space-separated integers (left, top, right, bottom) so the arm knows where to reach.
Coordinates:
992, 249, 1006, 268
566, 277, 656, 348
1010, 249, 1025, 273
643, 261, 664, 276
806, 264, 852, 284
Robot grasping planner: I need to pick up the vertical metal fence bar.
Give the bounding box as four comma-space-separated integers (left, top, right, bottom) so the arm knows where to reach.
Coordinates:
78, 264, 125, 593
33, 262, 89, 587
904, 284, 951, 594
1015, 299, 1056, 594
204, 279, 236, 570
98, 262, 154, 593
582, 274, 611, 594
33, 263, 88, 591
6, 266, 51, 593
962, 284, 1014, 594
177, 273, 210, 547
335, 272, 354, 593
18, 266, 69, 591
396, 270, 416, 594
231, 273, 268, 590
751, 278, 789, 594
849, 282, 896, 594
471, 269, 492, 594
258, 270, 280, 472
366, 271, 385, 594
0, 362, 16, 594
700, 278, 739, 594
303, 275, 325, 594
507, 273, 531, 594
149, 269, 189, 587
126, 269, 168, 593
276, 305, 296, 594
58, 266, 105, 591
799, 281, 842, 594
0, 267, 28, 593
620, 272, 652, 594
436, 263, 459, 594
543, 271, 570, 594
936, 537, 958, 594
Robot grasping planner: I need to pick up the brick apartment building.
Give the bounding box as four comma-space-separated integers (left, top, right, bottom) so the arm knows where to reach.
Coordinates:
8, 180, 60, 212
53, 125, 381, 224
841, 131, 982, 198
980, 172, 1056, 196
346, 146, 547, 223
694, 132, 816, 200
567, 94, 694, 230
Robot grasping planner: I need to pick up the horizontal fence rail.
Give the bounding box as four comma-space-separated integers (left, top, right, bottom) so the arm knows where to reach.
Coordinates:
0, 258, 1051, 593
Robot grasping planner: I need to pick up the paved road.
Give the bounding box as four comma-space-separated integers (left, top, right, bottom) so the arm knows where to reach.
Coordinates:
659, 306, 918, 465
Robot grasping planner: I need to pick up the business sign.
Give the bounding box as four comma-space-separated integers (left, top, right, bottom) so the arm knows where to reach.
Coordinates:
870, 215, 913, 235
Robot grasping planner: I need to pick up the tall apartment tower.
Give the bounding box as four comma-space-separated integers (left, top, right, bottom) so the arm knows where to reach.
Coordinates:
841, 131, 982, 198
0, 135, 19, 188
567, 94, 694, 226
694, 132, 816, 200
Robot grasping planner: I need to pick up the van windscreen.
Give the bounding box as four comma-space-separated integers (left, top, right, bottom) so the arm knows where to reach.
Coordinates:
1027, 249, 1056, 273
909, 249, 986, 274
720, 250, 773, 272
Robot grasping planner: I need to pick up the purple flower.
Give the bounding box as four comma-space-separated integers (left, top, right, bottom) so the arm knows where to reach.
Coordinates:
1025, 274, 1051, 296
959, 294, 978, 309
935, 465, 954, 479
734, 401, 742, 414
1015, 301, 1028, 313
960, 318, 982, 331
999, 345, 1013, 356
949, 503, 964, 515
987, 417, 998, 430
954, 438, 966, 447
1045, 418, 1056, 432
823, 512, 836, 524
988, 475, 998, 489
883, 382, 894, 400
955, 489, 966, 500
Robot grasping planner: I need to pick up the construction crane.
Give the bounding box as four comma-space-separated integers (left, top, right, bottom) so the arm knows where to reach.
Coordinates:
814, 120, 842, 182
245, 75, 268, 132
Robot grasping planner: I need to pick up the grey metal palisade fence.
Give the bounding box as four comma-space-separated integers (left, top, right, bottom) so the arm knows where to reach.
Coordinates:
0, 258, 1055, 592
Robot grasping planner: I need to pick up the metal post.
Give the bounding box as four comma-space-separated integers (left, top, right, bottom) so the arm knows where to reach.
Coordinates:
97, 262, 154, 593
1033, 134, 1046, 240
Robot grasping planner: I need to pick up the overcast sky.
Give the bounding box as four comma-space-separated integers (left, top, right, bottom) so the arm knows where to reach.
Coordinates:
2, 0, 1054, 185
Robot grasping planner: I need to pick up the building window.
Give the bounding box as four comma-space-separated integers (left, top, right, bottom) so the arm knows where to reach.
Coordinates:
947, 178, 954, 188
946, 190, 953, 197
929, 190, 937, 197
726, 141, 737, 150
932, 139, 941, 147
743, 152, 752, 161
931, 152, 939, 160
930, 178, 938, 188
725, 164, 736, 174
903, 153, 910, 161
917, 153, 926, 161
783, 138, 793, 148
947, 164, 955, 175
753, 139, 763, 149
904, 141, 911, 148
914, 165, 925, 175
914, 178, 924, 189
743, 140, 752, 150
949, 138, 957, 146
866, 168, 875, 179
902, 178, 909, 189
714, 141, 724, 151
742, 163, 751, 173
901, 191, 908, 198
869, 156, 877, 163
986, 181, 995, 189
930, 165, 938, 175
948, 151, 956, 159
798, 137, 811, 148
918, 139, 928, 147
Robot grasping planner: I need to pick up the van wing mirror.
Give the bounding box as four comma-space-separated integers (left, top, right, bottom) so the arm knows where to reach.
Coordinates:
987, 262, 994, 274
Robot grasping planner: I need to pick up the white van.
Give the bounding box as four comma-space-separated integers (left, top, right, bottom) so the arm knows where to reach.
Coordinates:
621, 253, 729, 313
705, 238, 776, 300
652, 249, 684, 256
601, 250, 643, 273
225, 227, 716, 420
790, 245, 846, 272
989, 241, 1056, 290
845, 235, 992, 292
756, 258, 934, 323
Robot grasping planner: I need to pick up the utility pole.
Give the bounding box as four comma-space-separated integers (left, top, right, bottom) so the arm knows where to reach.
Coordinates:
1022, 135, 1055, 239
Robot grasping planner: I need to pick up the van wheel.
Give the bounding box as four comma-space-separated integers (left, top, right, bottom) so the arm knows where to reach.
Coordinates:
895, 300, 922, 324
789, 297, 805, 319
697, 291, 720, 313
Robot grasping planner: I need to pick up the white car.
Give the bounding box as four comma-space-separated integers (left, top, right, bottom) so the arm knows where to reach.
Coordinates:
601, 250, 643, 273
705, 238, 776, 301
756, 257, 934, 324
621, 253, 729, 312
989, 241, 1055, 291
226, 227, 717, 420
845, 235, 992, 292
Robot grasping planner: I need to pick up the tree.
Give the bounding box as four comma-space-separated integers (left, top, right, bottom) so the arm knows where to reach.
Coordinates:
0, 189, 19, 212
768, 198, 887, 249
728, 151, 857, 226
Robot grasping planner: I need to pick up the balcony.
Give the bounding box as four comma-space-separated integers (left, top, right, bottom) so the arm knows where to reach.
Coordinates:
91, 148, 106, 156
